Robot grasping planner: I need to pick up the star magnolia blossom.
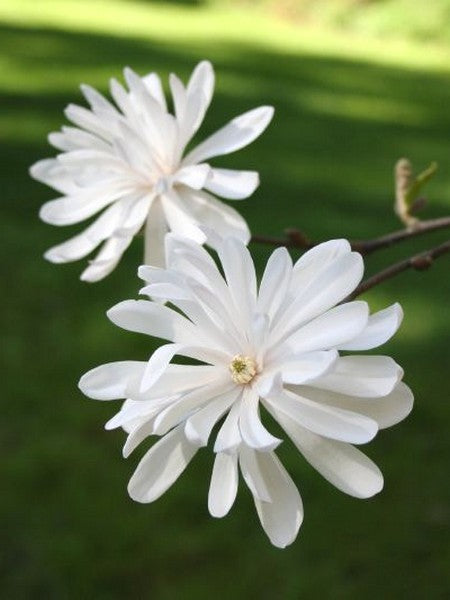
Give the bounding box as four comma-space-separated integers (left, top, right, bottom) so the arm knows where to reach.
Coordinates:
30, 61, 273, 281
79, 236, 413, 547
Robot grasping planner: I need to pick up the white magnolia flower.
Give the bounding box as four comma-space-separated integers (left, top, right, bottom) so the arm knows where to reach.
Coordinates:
31, 61, 273, 281
79, 236, 413, 547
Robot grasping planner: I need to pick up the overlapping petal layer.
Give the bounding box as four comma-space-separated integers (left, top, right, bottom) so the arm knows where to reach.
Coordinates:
32, 61, 274, 280
80, 236, 413, 546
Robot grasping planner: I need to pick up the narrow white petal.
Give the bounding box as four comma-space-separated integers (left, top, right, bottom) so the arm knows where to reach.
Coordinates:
218, 237, 257, 323
185, 388, 240, 446
204, 168, 259, 200
275, 410, 383, 498
180, 188, 250, 245
252, 451, 303, 548
173, 164, 210, 190
281, 301, 369, 353
161, 192, 207, 244
80, 234, 133, 282
142, 72, 167, 110
144, 198, 168, 268
265, 390, 378, 444
257, 247, 293, 319
107, 299, 196, 343
183, 105, 274, 164
214, 394, 243, 453
239, 388, 281, 451
270, 252, 364, 346
153, 378, 232, 435
238, 444, 272, 502
208, 451, 238, 518
278, 350, 338, 385
128, 426, 198, 503
123, 419, 157, 458
44, 197, 135, 263
297, 382, 414, 429
310, 355, 403, 398
339, 303, 404, 351
78, 361, 146, 400
30, 158, 77, 194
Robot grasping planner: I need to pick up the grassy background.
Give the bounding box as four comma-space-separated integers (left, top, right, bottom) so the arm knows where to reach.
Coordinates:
1, 1, 449, 598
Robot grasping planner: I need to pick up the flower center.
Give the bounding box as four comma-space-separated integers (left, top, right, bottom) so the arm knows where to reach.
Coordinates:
229, 355, 257, 385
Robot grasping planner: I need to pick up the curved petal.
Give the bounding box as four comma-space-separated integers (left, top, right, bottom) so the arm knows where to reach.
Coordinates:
252, 451, 303, 549
107, 299, 196, 343
144, 198, 168, 268
257, 247, 293, 319
185, 387, 240, 446
270, 251, 364, 346
265, 390, 378, 444
310, 355, 403, 398
296, 381, 414, 429
78, 361, 146, 400
179, 188, 251, 246
204, 168, 259, 200
239, 444, 272, 502
183, 105, 274, 164
280, 301, 369, 354
339, 303, 404, 351
239, 388, 282, 451
274, 410, 384, 498
214, 394, 243, 454
208, 451, 238, 518
128, 426, 198, 503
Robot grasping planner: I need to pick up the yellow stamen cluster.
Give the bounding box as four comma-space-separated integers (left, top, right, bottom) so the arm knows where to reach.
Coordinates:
229, 354, 257, 385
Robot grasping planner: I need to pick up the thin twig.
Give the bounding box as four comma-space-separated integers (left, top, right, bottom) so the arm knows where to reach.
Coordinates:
346, 240, 450, 300
251, 216, 450, 255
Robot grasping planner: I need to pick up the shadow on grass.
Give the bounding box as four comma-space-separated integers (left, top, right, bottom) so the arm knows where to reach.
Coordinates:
1, 21, 449, 600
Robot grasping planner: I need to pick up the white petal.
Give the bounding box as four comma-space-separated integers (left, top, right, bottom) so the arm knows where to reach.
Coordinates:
185, 388, 240, 446
144, 198, 168, 268
65, 103, 114, 141
297, 381, 414, 429
123, 419, 157, 458
44, 197, 135, 263
252, 451, 303, 548
310, 355, 403, 398
30, 158, 77, 194
204, 168, 259, 200
291, 239, 351, 290
180, 189, 250, 245
280, 301, 369, 353
161, 192, 207, 244
265, 390, 378, 444
218, 236, 257, 323
78, 361, 145, 400
152, 378, 232, 435
107, 299, 196, 343
183, 105, 274, 164
143, 72, 167, 110
339, 303, 404, 351
140, 343, 228, 393
238, 444, 272, 502
173, 164, 210, 190
39, 186, 124, 226
275, 410, 383, 498
128, 426, 198, 503
270, 251, 364, 346
239, 388, 281, 451
278, 350, 338, 385
257, 247, 293, 319
208, 451, 238, 518
214, 395, 243, 454
80, 234, 133, 282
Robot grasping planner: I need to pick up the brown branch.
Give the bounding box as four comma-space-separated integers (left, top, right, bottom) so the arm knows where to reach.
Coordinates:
251, 216, 450, 255
346, 240, 450, 300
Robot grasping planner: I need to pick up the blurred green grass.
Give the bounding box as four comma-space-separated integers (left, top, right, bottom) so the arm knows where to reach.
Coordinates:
1, 1, 449, 598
